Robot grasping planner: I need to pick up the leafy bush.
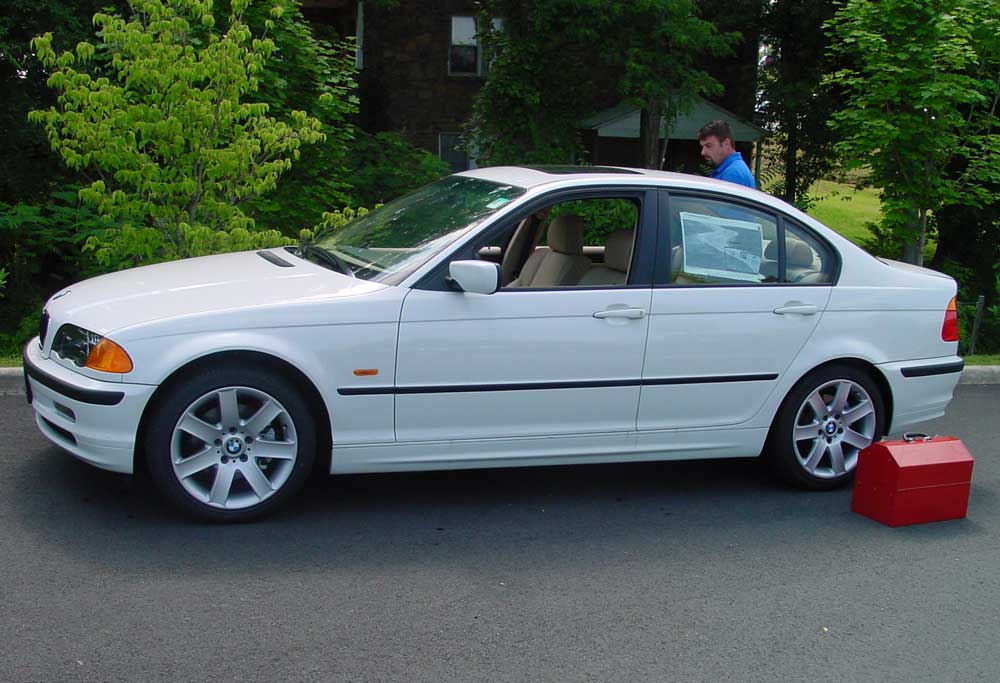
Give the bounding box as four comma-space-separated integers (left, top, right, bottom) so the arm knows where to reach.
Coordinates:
28, 0, 340, 257
551, 199, 638, 244
84, 225, 294, 272
341, 131, 451, 208
0, 309, 41, 357
0, 190, 114, 353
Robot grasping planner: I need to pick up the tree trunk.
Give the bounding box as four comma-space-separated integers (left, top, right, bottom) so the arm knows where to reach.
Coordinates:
783, 117, 798, 203
639, 100, 662, 170
900, 207, 924, 265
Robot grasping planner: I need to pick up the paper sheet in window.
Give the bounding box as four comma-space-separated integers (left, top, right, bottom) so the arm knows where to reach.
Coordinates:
679, 211, 764, 282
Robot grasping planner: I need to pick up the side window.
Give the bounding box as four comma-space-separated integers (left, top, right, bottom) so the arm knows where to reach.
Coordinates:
784, 221, 835, 284
473, 196, 641, 289
669, 196, 779, 285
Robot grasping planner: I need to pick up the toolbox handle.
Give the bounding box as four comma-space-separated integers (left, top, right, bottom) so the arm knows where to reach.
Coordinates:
902, 432, 935, 442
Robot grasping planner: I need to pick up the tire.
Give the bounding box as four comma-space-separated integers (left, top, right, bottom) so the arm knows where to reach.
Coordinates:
145, 364, 317, 522
765, 364, 885, 490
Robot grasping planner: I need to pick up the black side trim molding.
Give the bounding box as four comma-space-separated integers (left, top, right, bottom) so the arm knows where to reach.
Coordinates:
900, 360, 965, 378
338, 373, 778, 396
22, 346, 125, 406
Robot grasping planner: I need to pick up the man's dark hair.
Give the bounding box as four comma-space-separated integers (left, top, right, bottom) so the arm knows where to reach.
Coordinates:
698, 120, 734, 144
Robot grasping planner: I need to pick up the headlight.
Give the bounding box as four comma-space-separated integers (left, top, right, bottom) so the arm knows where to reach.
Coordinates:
51, 324, 133, 373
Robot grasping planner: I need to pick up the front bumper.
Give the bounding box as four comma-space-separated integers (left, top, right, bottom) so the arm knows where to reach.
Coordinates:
877, 356, 964, 434
23, 339, 156, 473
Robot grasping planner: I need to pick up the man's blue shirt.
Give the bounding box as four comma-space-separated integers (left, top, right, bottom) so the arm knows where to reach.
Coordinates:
711, 151, 756, 189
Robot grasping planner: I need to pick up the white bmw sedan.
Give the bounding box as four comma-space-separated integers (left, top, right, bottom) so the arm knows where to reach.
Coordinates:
24, 166, 964, 521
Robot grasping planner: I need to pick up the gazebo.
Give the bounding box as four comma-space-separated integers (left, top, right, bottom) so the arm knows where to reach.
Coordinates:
579, 97, 767, 176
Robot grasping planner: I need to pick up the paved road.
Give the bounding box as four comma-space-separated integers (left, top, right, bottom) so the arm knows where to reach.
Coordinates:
2, 387, 999, 682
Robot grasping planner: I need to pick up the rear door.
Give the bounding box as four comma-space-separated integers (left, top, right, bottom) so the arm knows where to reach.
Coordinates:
637, 190, 836, 431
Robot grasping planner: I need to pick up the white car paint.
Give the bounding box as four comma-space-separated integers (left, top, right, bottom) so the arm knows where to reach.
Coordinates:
24, 166, 961, 488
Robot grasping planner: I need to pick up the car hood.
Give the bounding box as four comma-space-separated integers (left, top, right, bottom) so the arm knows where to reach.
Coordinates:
44, 248, 385, 337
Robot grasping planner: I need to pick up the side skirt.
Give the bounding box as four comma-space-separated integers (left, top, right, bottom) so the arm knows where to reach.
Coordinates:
329, 427, 769, 474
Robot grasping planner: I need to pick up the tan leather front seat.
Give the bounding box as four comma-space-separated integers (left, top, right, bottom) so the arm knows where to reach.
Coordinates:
508, 215, 592, 287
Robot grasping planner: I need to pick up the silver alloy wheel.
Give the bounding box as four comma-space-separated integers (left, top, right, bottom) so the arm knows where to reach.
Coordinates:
170, 386, 298, 510
792, 378, 877, 479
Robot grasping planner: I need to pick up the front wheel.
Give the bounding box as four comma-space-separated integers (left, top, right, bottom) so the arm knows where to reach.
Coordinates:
765, 364, 885, 490
145, 365, 317, 522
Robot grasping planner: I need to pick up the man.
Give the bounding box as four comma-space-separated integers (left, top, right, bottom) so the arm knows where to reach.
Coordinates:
698, 120, 756, 189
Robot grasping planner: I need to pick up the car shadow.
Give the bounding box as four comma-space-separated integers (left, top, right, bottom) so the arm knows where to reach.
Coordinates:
11, 440, 988, 579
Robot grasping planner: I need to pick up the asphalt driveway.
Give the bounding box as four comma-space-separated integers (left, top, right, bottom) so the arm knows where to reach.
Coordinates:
2, 386, 998, 682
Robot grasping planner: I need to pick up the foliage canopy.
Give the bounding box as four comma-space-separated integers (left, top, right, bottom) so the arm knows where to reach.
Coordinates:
826, 0, 1000, 265
467, 0, 735, 169
28, 0, 352, 266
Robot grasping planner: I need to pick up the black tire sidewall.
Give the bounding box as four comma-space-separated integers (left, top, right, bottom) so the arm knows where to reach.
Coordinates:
766, 364, 886, 490
145, 365, 317, 522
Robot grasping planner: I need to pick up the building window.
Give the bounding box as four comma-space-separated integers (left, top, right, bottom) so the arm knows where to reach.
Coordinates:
440, 133, 473, 172
449, 16, 504, 77
449, 16, 478, 76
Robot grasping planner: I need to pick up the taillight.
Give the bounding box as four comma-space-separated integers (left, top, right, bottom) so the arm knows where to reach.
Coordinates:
941, 296, 959, 342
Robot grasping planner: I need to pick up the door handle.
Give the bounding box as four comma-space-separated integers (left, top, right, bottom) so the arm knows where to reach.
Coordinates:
773, 302, 818, 315
594, 308, 647, 320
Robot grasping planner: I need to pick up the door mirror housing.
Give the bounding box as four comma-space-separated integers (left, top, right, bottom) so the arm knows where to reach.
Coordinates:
448, 260, 500, 295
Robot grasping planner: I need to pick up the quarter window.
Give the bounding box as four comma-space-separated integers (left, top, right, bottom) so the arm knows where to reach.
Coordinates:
784, 221, 835, 284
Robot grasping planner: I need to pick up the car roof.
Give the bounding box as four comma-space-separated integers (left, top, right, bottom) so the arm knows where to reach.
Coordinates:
459, 164, 759, 195
455, 165, 871, 263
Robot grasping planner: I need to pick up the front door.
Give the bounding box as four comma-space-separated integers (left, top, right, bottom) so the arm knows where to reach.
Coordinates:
394, 189, 657, 446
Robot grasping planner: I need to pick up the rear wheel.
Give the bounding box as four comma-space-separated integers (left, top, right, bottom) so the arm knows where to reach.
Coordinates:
145, 365, 316, 522
766, 364, 885, 490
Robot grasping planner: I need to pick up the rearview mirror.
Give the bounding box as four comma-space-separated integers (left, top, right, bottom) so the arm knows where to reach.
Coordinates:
448, 260, 500, 295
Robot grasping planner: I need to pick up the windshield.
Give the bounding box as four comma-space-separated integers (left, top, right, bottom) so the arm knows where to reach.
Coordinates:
307, 176, 525, 284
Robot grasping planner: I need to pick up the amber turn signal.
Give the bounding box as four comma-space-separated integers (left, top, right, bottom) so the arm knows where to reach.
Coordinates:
86, 338, 134, 373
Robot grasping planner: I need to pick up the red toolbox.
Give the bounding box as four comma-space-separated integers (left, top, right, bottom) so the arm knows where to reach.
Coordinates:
852, 434, 974, 527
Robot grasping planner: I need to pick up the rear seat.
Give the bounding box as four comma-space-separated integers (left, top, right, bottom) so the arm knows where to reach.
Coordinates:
577, 229, 634, 286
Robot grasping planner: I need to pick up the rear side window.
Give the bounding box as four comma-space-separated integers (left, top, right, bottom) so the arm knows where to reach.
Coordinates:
666, 195, 836, 286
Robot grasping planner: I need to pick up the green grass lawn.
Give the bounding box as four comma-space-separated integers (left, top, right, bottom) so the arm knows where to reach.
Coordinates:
805, 180, 882, 246
965, 354, 1000, 366
1, 355, 21, 368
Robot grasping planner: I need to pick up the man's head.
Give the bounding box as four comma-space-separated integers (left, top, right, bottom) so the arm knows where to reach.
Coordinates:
698, 120, 736, 167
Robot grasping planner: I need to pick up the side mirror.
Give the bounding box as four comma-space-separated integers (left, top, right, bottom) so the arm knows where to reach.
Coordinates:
448, 260, 500, 295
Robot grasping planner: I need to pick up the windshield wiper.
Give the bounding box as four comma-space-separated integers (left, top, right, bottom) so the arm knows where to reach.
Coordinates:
300, 244, 356, 278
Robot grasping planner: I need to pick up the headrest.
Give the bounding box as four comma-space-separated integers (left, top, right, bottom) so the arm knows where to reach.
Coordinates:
604, 230, 634, 272
547, 215, 585, 254
764, 238, 815, 268
787, 239, 815, 267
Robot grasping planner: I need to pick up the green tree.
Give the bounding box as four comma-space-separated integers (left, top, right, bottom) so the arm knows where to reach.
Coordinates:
28, 0, 342, 265
594, 1, 736, 169
759, 0, 842, 205
469, 0, 735, 169
466, 2, 597, 166
241, 0, 360, 232
826, 0, 1000, 265
0, 0, 127, 205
